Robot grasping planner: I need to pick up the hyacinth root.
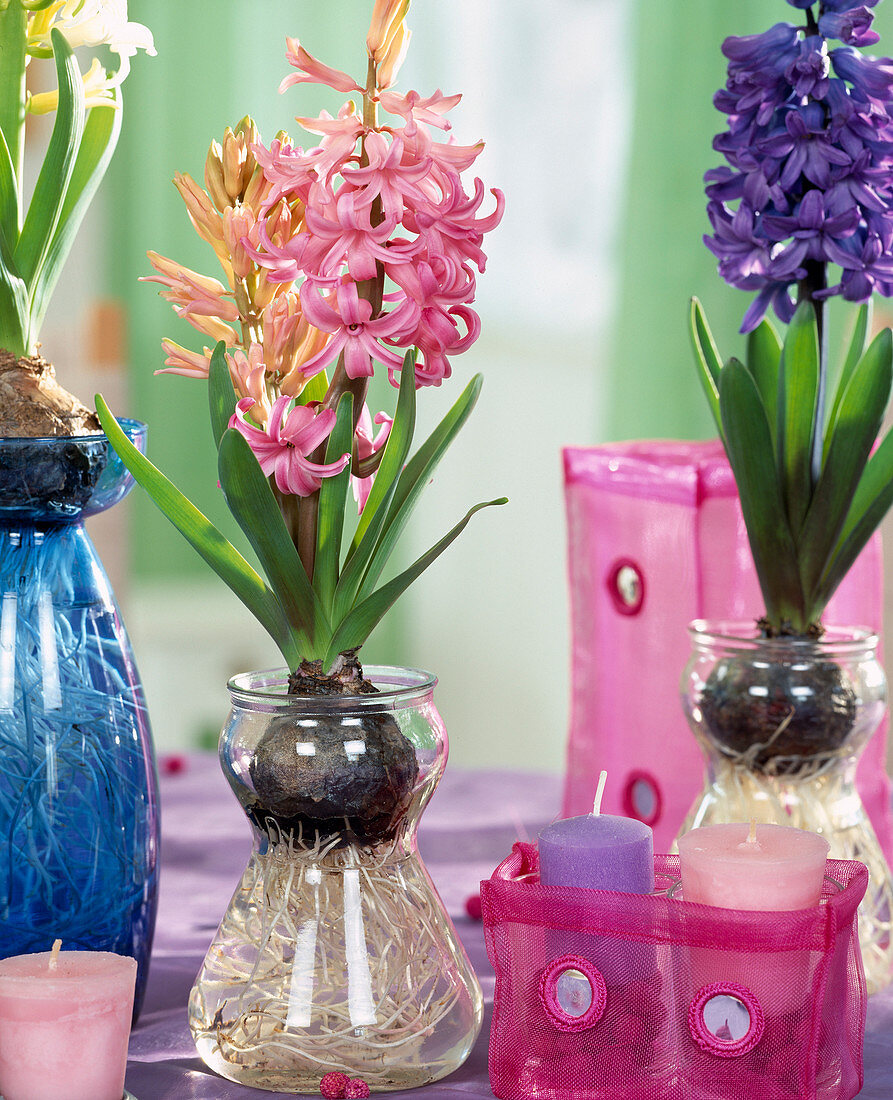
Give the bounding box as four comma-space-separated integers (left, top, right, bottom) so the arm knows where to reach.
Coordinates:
189, 826, 471, 1091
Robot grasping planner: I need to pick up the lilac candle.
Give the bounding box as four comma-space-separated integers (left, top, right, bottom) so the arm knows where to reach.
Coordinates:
538, 773, 654, 893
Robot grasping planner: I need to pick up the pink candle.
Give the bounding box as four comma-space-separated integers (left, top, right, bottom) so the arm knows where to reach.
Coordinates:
678, 822, 830, 910
0, 946, 136, 1100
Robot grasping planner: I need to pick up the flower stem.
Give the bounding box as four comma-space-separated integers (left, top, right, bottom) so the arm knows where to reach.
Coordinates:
804, 7, 819, 36
798, 259, 828, 484
291, 56, 385, 586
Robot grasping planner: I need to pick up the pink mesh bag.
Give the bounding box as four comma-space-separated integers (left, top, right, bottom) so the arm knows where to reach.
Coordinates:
563, 440, 891, 860
482, 842, 868, 1100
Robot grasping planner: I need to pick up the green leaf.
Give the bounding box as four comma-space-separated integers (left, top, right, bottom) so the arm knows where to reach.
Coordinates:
218, 426, 331, 653
0, 125, 18, 244
745, 318, 781, 451
719, 359, 806, 628
776, 300, 819, 535
0, 226, 26, 354
208, 341, 236, 447
798, 328, 892, 611
824, 302, 871, 460
0, 3, 26, 188
313, 392, 353, 613
358, 373, 483, 601
333, 354, 416, 620
15, 30, 84, 297
689, 297, 723, 438
95, 395, 301, 667
348, 352, 416, 555
299, 372, 329, 405
324, 497, 508, 666
814, 424, 893, 610
27, 95, 121, 340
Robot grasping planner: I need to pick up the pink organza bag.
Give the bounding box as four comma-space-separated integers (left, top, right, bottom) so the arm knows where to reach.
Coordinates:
482, 843, 867, 1100
563, 440, 891, 859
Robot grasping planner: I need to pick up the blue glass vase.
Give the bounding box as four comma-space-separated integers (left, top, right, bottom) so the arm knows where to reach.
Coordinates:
0, 421, 159, 1018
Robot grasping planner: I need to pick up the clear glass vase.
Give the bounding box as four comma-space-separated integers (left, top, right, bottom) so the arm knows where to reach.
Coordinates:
189, 666, 483, 1093
0, 423, 159, 1018
680, 619, 893, 992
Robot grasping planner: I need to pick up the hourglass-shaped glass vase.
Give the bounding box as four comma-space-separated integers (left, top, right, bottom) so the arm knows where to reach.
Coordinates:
0, 422, 159, 1018
680, 619, 893, 993
189, 666, 483, 1093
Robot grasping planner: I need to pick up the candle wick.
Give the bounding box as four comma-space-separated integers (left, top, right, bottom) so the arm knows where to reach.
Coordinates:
747, 819, 758, 845
592, 770, 608, 817
49, 938, 61, 971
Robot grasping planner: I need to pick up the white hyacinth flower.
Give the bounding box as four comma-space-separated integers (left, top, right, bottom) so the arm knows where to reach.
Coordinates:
32, 0, 155, 62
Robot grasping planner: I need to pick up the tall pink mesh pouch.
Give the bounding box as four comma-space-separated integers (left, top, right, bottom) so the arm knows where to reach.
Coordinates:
482, 842, 868, 1100
563, 440, 891, 860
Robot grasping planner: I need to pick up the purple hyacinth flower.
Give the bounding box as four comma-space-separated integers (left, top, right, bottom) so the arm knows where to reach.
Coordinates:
785, 37, 831, 98
826, 148, 891, 214
830, 47, 893, 99
759, 104, 851, 190
763, 190, 861, 276
816, 231, 893, 301
704, 201, 774, 285
722, 23, 799, 72
819, 7, 880, 47
740, 282, 798, 334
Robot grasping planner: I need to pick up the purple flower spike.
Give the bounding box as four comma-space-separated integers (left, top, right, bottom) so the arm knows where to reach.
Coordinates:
704, 0, 893, 327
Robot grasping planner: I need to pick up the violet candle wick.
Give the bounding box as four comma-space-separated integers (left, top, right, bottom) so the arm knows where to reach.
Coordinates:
591, 770, 608, 817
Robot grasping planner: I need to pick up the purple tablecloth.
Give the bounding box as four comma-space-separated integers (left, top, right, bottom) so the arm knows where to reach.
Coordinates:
125, 755, 893, 1099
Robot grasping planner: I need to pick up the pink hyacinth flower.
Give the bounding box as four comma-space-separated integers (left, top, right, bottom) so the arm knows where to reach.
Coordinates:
378, 88, 461, 131
292, 106, 365, 187
352, 405, 393, 512
301, 188, 398, 282
155, 340, 213, 379
226, 344, 273, 423
341, 131, 430, 224
280, 37, 363, 95
230, 395, 349, 497
299, 278, 418, 378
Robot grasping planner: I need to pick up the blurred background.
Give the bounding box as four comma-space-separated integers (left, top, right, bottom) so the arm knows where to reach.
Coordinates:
37, 0, 893, 771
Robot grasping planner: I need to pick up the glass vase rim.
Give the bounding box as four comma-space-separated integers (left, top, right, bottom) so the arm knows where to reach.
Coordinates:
227, 664, 438, 710
688, 618, 878, 653
0, 417, 146, 448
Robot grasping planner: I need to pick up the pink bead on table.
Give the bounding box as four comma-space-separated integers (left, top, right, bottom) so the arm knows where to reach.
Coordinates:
0, 945, 136, 1100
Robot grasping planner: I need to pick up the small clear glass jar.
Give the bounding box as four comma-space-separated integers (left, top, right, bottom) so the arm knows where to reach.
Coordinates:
189, 666, 483, 1092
